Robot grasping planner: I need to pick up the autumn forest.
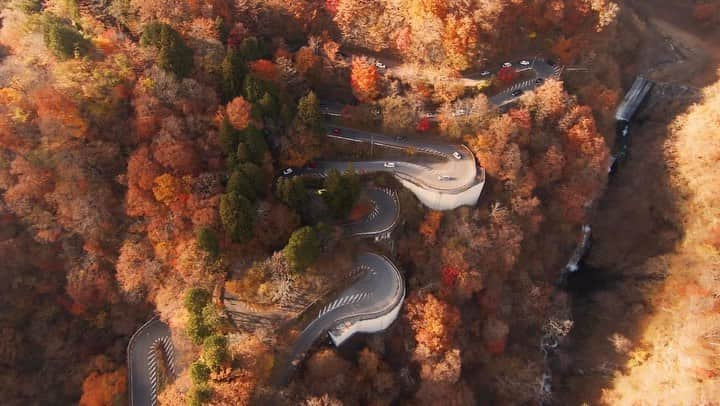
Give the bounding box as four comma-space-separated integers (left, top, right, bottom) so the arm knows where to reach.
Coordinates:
1, 0, 720, 405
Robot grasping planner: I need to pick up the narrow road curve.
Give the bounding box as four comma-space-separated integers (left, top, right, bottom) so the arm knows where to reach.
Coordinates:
343, 187, 399, 238
278, 253, 405, 385
127, 317, 177, 406
487, 58, 564, 107
299, 126, 479, 194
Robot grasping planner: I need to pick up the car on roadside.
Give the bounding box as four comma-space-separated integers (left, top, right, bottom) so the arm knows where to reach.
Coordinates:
480, 70, 492, 77
502, 62, 513, 68
317, 188, 327, 195
511, 89, 524, 97
383, 162, 396, 168
452, 151, 462, 160
451, 108, 467, 117
282, 168, 294, 175
331, 128, 342, 135
394, 135, 407, 142
520, 60, 531, 66
375, 61, 387, 69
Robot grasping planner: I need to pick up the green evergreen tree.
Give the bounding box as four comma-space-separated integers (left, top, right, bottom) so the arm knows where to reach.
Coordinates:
236, 142, 250, 164
323, 167, 361, 218
275, 177, 308, 210
219, 193, 254, 242
240, 126, 267, 163
43, 16, 91, 59
242, 75, 264, 102
202, 334, 229, 370
186, 313, 211, 345
226, 169, 256, 201
190, 361, 211, 385
294, 91, 323, 134
140, 22, 193, 77
239, 162, 265, 196
283, 226, 321, 273
258, 92, 279, 118
238, 36, 265, 60
17, 0, 43, 13
188, 383, 211, 406
196, 227, 220, 258
221, 48, 246, 102
218, 117, 240, 157
184, 287, 211, 315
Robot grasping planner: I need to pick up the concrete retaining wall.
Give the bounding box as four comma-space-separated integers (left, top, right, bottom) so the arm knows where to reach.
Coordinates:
396, 170, 486, 211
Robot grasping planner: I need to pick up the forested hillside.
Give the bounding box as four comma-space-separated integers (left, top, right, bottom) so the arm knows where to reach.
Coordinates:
0, 0, 632, 404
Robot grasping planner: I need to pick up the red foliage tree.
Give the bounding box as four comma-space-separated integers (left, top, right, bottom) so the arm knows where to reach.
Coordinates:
416, 117, 431, 132
249, 60, 278, 82
441, 266, 460, 287
497, 66, 517, 84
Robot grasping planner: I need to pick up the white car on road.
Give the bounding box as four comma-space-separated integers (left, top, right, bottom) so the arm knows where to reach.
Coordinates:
502, 62, 513, 68
520, 60, 531, 66
383, 162, 396, 168
452, 151, 462, 160
282, 168, 294, 175
375, 61, 387, 69
480, 70, 492, 77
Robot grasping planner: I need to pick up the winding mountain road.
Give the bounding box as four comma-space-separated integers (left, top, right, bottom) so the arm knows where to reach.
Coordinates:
277, 253, 405, 385
487, 58, 564, 106
127, 317, 176, 406
127, 55, 563, 397
344, 187, 399, 238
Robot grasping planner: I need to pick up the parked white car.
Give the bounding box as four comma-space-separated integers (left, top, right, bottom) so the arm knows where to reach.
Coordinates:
282, 168, 294, 175
520, 60, 531, 66
452, 151, 462, 160
383, 162, 396, 168
502, 62, 513, 68
480, 70, 492, 77
375, 61, 387, 69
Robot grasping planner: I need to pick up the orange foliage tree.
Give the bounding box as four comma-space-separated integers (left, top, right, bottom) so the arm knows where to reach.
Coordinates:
419, 211, 443, 245
405, 293, 460, 355
33, 87, 88, 140
350, 57, 379, 102
79, 368, 127, 406
249, 59, 278, 82
226, 96, 252, 130
441, 14, 478, 71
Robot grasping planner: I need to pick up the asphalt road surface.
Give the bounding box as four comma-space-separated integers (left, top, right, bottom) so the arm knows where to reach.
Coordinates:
343, 187, 400, 237
488, 58, 564, 106
299, 126, 477, 193
127, 318, 176, 406
277, 253, 404, 384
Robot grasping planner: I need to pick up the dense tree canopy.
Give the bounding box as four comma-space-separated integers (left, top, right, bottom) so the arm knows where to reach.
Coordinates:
282, 225, 321, 273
